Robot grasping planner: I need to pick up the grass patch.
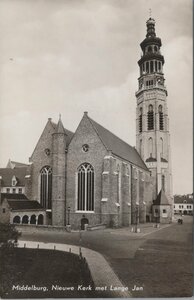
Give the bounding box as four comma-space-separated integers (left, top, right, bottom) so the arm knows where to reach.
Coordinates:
0, 247, 97, 298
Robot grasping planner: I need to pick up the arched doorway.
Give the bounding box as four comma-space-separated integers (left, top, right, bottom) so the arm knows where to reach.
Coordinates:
22, 215, 29, 224
30, 215, 36, 224
81, 217, 89, 230
13, 216, 20, 224
38, 214, 44, 225
183, 210, 187, 215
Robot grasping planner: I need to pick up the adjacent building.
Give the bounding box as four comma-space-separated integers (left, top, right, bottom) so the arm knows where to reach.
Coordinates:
174, 194, 193, 215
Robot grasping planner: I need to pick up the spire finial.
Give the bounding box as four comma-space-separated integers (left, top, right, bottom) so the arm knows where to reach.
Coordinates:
59, 113, 61, 120
149, 8, 152, 18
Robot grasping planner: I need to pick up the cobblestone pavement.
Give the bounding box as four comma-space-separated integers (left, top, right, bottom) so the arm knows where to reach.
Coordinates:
18, 240, 131, 298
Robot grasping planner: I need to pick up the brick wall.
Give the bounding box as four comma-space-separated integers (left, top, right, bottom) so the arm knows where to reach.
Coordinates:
66, 114, 107, 229
30, 119, 55, 202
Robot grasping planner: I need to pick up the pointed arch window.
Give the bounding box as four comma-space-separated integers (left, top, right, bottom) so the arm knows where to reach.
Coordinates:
40, 166, 52, 209
160, 138, 163, 158
140, 139, 143, 157
139, 107, 142, 133
77, 163, 94, 211
158, 105, 164, 130
147, 105, 154, 130
148, 137, 153, 157
162, 175, 165, 191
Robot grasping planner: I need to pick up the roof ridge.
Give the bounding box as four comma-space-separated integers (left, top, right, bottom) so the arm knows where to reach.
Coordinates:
88, 116, 148, 171
88, 116, 135, 150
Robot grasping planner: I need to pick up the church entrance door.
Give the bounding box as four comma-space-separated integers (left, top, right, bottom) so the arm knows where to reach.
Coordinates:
81, 217, 89, 230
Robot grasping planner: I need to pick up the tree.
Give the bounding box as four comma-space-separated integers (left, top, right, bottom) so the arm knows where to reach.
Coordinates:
0, 223, 21, 297
0, 223, 21, 248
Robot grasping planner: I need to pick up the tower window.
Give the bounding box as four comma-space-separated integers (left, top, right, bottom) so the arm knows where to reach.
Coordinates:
162, 175, 165, 191
139, 108, 142, 132
160, 138, 163, 158
146, 62, 149, 73
154, 46, 158, 52
155, 61, 157, 72
140, 139, 143, 157
150, 61, 153, 73
158, 105, 164, 130
77, 163, 94, 211
146, 80, 153, 88
147, 105, 154, 130
148, 137, 153, 157
148, 46, 152, 53
40, 166, 52, 209
158, 62, 161, 72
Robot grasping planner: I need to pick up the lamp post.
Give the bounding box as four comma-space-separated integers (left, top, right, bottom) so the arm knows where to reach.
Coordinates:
67, 206, 70, 225
135, 205, 140, 233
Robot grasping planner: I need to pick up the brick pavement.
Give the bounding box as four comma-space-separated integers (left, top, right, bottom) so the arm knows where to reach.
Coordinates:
18, 240, 131, 298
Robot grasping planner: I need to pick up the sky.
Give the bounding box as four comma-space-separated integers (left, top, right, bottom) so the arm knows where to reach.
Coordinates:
0, 0, 192, 195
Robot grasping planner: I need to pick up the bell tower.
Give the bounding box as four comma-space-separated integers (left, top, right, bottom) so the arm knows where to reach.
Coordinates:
136, 18, 173, 206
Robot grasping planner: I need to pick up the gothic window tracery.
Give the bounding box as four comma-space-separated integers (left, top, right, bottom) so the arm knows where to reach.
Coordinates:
77, 163, 94, 211
147, 104, 154, 130
40, 166, 52, 209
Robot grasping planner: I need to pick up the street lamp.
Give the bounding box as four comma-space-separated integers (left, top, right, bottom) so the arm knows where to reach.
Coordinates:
135, 205, 140, 233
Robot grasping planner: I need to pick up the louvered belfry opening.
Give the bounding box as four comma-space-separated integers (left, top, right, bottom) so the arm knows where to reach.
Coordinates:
159, 105, 164, 130
139, 108, 142, 132
147, 105, 154, 130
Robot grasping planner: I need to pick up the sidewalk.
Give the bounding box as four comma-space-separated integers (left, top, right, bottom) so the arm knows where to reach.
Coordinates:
18, 240, 131, 298
107, 222, 174, 237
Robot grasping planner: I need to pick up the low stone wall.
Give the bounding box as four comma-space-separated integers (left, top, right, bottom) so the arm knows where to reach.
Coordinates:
87, 224, 106, 231
15, 224, 67, 233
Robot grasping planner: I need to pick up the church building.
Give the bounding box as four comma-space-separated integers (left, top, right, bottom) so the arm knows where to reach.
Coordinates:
0, 18, 173, 229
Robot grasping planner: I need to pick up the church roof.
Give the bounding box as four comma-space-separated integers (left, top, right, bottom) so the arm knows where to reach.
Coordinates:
88, 116, 148, 171
1, 193, 28, 201
7, 199, 44, 211
0, 167, 28, 187
153, 189, 170, 206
